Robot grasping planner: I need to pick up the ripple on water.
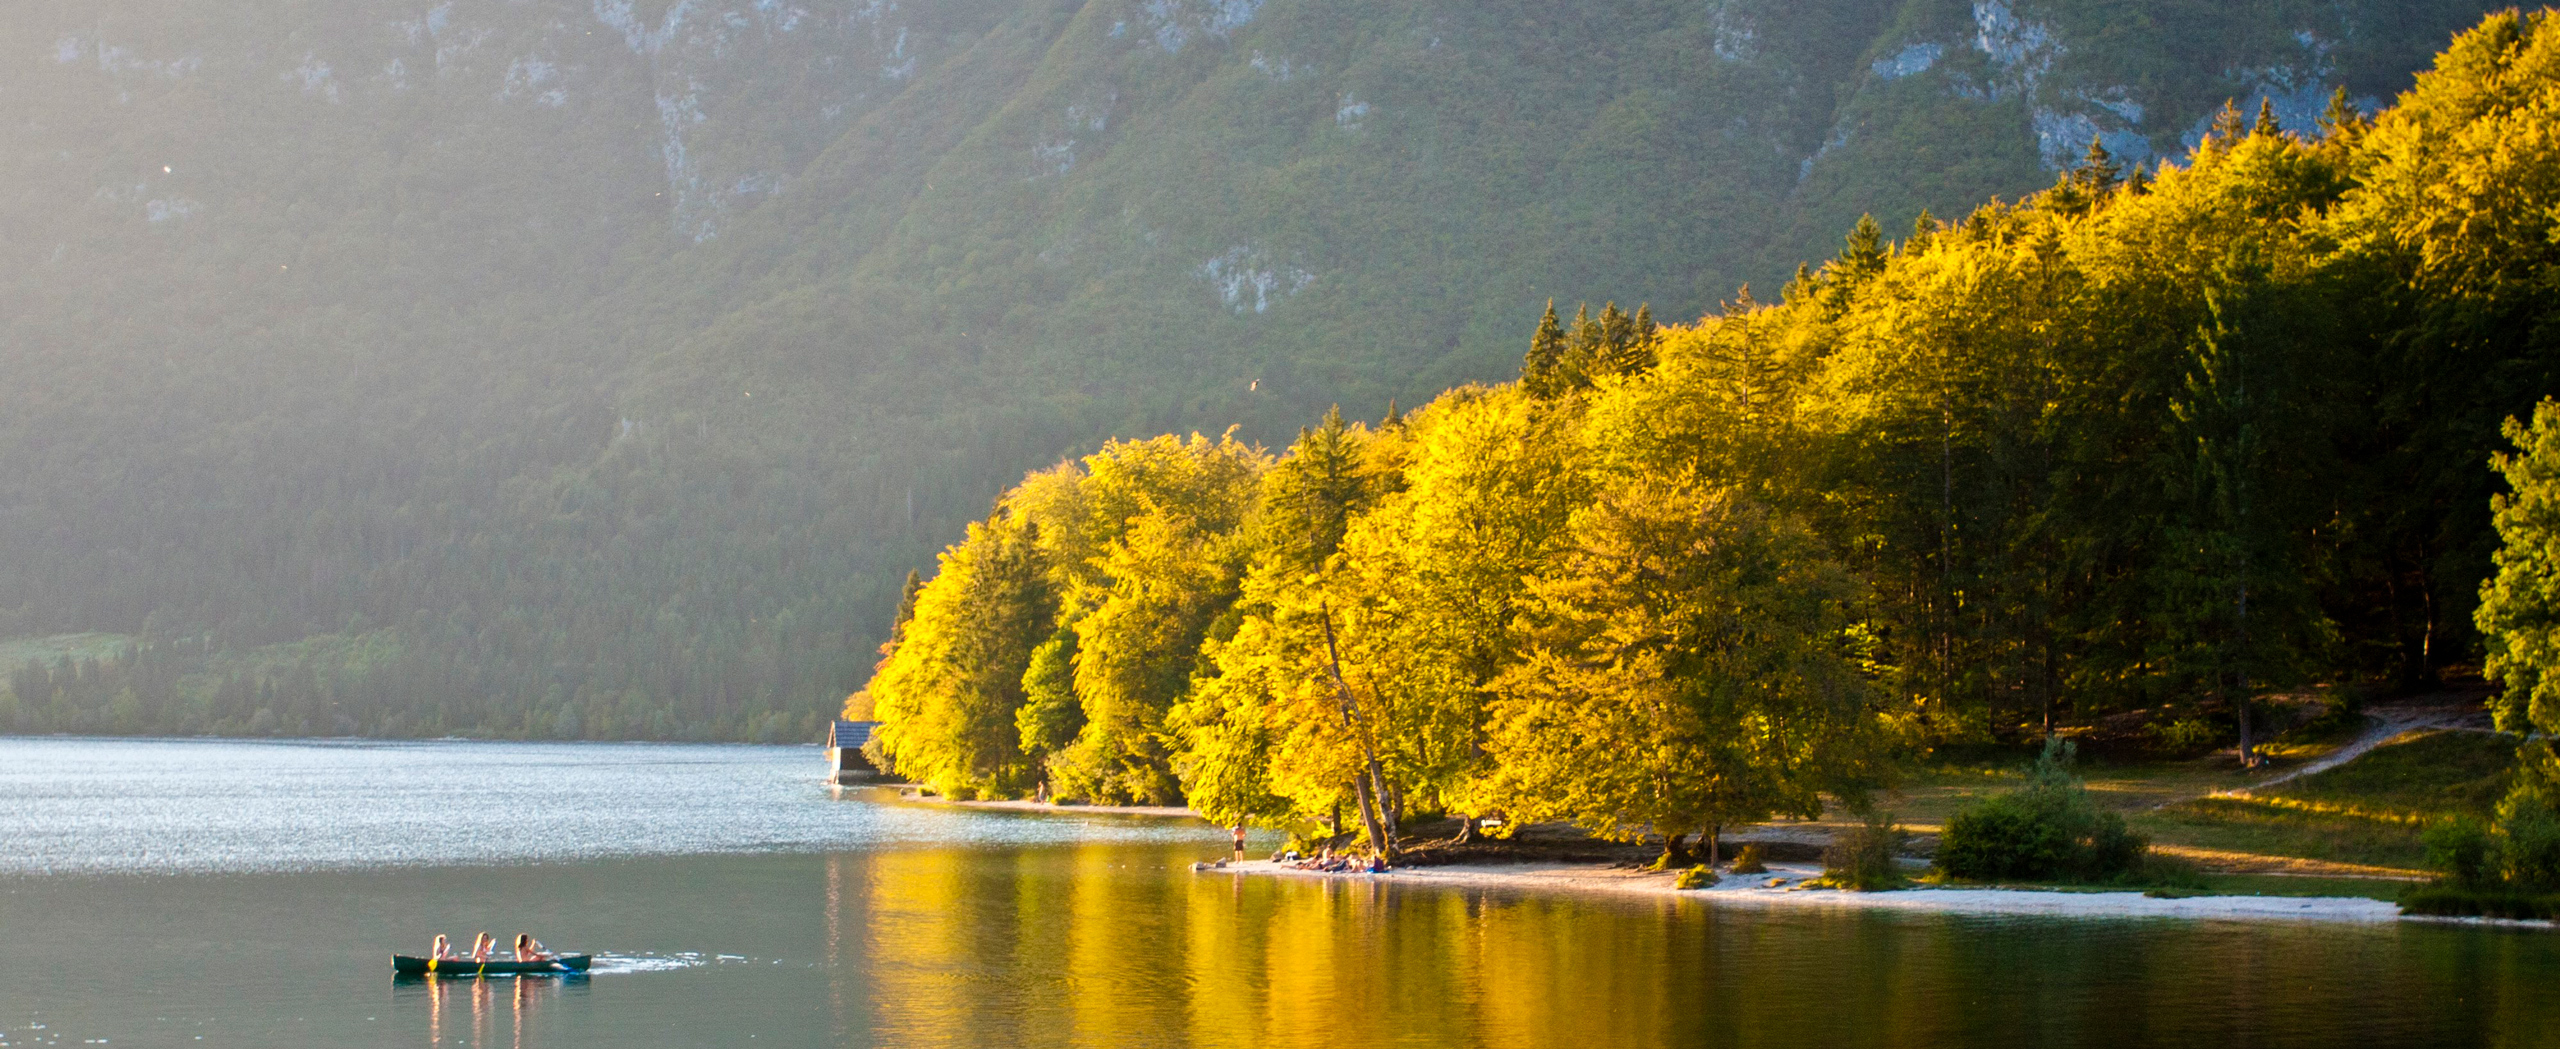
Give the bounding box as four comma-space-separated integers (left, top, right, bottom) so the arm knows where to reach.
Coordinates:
586, 952, 710, 975
0, 737, 1226, 875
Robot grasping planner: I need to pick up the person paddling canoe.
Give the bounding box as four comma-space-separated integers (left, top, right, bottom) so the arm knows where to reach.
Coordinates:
430, 934, 459, 960
470, 932, 495, 963
514, 934, 553, 962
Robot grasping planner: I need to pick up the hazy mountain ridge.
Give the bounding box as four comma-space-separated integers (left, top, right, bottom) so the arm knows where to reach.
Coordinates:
0, 0, 2504, 739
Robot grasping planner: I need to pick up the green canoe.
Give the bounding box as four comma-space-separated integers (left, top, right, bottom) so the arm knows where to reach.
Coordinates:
391, 954, 592, 976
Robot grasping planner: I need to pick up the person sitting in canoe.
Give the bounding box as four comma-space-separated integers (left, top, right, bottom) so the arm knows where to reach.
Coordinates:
514, 934, 553, 962
470, 932, 495, 963
430, 934, 460, 960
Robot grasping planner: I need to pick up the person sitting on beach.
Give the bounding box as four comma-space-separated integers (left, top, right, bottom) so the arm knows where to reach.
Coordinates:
1367, 855, 1388, 873
431, 934, 459, 960
469, 932, 495, 962
514, 934, 552, 962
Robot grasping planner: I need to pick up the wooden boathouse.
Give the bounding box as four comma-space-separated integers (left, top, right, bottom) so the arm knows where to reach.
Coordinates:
826, 720, 882, 783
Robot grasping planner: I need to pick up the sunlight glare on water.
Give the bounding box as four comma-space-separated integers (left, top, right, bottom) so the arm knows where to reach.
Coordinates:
0, 737, 1209, 874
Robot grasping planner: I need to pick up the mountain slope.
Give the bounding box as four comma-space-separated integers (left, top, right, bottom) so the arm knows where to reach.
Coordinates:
0, 0, 2506, 738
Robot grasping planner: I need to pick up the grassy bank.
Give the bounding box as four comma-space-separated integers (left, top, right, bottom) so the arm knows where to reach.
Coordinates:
2137, 730, 2516, 873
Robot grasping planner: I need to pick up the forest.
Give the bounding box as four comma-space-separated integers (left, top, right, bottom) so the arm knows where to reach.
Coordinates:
862, 11, 2560, 854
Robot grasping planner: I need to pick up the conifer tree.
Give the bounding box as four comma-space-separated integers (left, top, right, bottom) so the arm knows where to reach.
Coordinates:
2075, 137, 2120, 190
2210, 99, 2249, 145
1615, 303, 1659, 377
1823, 214, 1889, 315
1522, 301, 1567, 398
2319, 86, 2362, 141
1782, 262, 1817, 305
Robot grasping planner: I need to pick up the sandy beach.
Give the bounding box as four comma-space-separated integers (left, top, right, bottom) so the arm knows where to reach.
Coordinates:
1203, 859, 2459, 926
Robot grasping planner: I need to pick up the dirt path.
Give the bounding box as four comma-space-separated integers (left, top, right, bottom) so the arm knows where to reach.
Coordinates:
2225, 696, 2499, 797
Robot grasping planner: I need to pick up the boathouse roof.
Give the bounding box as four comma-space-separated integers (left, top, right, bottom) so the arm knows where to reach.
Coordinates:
829, 720, 878, 749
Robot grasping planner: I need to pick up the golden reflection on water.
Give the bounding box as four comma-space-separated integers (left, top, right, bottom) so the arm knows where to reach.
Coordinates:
832, 847, 1734, 1049
814, 844, 2550, 1049
396, 973, 574, 1049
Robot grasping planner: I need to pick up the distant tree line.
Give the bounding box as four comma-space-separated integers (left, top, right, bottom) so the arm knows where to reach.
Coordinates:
864, 13, 2560, 855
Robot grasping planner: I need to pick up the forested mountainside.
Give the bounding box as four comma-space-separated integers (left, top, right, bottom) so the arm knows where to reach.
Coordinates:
0, 0, 2504, 739
862, 12, 2560, 824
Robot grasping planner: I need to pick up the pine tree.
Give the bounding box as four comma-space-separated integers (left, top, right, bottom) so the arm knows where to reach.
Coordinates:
2317, 86, 2369, 150
2076, 137, 2120, 190
1782, 261, 1817, 305
2210, 99, 2249, 146
2254, 97, 2283, 138
886, 570, 922, 646
1626, 303, 1660, 375
1822, 214, 1889, 315
1522, 301, 1567, 398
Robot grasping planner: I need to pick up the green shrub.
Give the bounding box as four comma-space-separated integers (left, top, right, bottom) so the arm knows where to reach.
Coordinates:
2424, 816, 2496, 887
2398, 884, 2560, 921
2496, 794, 2560, 891
1673, 865, 1717, 890
2146, 717, 2218, 754
2133, 850, 2209, 893
1939, 792, 2076, 879
1935, 738, 2151, 883
1728, 844, 1769, 874
1821, 813, 1909, 891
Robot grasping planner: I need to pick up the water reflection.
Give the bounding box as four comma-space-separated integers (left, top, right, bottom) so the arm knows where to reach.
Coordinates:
393, 972, 587, 1048
819, 845, 2559, 1049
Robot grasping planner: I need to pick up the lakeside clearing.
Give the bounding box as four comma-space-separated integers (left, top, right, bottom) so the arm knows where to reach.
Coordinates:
884, 696, 2555, 928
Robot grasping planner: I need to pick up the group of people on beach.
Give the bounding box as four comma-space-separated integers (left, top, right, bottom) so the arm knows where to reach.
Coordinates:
430, 932, 554, 963
1274, 847, 1389, 874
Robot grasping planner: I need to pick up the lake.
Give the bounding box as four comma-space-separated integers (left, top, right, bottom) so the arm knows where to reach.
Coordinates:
1, 737, 2553, 1048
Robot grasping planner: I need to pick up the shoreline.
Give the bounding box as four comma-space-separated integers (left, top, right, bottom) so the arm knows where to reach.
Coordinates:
1204, 859, 2542, 928
886, 791, 1206, 819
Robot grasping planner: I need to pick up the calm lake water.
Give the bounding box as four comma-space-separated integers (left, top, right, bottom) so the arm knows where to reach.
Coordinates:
3, 738, 2556, 1048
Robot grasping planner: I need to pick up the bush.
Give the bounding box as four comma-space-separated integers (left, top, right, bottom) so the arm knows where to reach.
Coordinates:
2133, 850, 2209, 893
2146, 717, 2218, 755
1673, 865, 1717, 890
2497, 794, 2560, 890
1821, 813, 1908, 891
2405, 780, 2560, 918
2424, 816, 2496, 887
1728, 843, 1769, 874
1935, 738, 2151, 883
1938, 792, 2075, 879
2398, 884, 2560, 921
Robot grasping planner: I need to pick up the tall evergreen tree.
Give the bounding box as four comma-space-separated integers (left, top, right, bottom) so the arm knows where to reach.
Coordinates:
1522, 301, 1568, 399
